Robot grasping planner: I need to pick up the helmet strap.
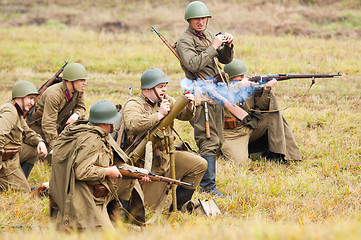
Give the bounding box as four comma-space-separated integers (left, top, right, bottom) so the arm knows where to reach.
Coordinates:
71, 81, 77, 93
152, 88, 162, 102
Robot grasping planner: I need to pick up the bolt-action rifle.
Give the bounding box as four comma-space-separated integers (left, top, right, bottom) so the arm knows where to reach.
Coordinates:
24, 61, 68, 118
248, 73, 342, 84
151, 26, 248, 121
118, 166, 194, 187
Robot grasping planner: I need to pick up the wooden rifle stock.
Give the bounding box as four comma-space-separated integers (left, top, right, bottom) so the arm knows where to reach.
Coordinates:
249, 73, 342, 83
151, 26, 248, 121
24, 61, 68, 118
118, 166, 194, 187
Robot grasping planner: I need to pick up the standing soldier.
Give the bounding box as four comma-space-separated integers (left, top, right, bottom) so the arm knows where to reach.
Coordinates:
222, 59, 302, 166
49, 100, 149, 231
20, 62, 88, 178
0, 81, 47, 192
176, 1, 234, 197
122, 67, 207, 211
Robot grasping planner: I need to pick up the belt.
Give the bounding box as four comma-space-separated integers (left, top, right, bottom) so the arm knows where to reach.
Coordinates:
36, 109, 43, 116
87, 184, 109, 198
2, 149, 19, 161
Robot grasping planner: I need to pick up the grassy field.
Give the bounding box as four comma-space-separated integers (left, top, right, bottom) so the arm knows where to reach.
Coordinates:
0, 1, 361, 239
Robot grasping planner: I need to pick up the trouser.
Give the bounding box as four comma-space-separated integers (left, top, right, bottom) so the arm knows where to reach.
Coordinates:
222, 114, 268, 166
0, 154, 31, 193
191, 103, 224, 156
143, 150, 207, 209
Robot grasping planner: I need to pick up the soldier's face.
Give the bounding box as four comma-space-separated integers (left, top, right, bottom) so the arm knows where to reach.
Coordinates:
188, 17, 207, 32
73, 79, 87, 92
153, 83, 167, 101
22, 95, 36, 111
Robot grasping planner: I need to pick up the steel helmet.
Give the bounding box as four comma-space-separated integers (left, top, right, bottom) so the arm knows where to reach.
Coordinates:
88, 100, 120, 124
185, 1, 211, 21
12, 81, 39, 98
141, 67, 169, 89
62, 63, 89, 82
224, 59, 248, 79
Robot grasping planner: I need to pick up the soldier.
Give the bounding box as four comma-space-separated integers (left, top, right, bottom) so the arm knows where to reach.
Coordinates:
176, 1, 234, 197
222, 59, 302, 166
122, 67, 207, 211
49, 100, 149, 231
0, 81, 47, 192
20, 62, 88, 178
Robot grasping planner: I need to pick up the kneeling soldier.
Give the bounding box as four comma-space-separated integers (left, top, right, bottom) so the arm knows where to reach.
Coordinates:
0, 81, 47, 192
122, 67, 207, 211
49, 100, 149, 231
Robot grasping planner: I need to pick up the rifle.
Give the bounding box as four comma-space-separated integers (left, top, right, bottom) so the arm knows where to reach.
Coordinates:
126, 94, 190, 163
118, 166, 194, 187
248, 73, 342, 84
151, 26, 248, 121
24, 61, 68, 118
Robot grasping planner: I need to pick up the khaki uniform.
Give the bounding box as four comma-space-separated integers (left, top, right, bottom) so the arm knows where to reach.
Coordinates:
21, 81, 86, 164
222, 87, 302, 166
0, 99, 42, 192
176, 26, 234, 156
49, 120, 135, 230
122, 93, 207, 208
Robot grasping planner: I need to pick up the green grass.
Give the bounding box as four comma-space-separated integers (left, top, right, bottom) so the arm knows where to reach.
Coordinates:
0, 24, 360, 239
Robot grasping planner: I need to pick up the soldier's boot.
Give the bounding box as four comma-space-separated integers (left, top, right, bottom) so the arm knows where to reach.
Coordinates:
169, 185, 195, 212
200, 155, 226, 199
21, 162, 34, 179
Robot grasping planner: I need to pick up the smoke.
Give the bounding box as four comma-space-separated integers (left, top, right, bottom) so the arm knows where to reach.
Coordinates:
180, 77, 257, 105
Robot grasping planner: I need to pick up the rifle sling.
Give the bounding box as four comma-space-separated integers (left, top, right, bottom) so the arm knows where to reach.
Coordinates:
247, 79, 316, 113
100, 178, 169, 226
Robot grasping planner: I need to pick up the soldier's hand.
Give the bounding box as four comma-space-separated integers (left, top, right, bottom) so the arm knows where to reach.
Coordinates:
240, 77, 252, 88
212, 34, 226, 50
139, 176, 151, 183
184, 92, 195, 111
37, 141, 48, 157
264, 78, 278, 91
105, 166, 122, 179
0, 164, 2, 170
65, 113, 79, 125
158, 99, 170, 120
224, 32, 234, 46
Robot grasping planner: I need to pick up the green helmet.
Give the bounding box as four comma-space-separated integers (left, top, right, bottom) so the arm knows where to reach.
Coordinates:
224, 59, 248, 79
12, 81, 39, 98
88, 100, 120, 124
185, 1, 211, 21
141, 67, 169, 89
62, 63, 89, 82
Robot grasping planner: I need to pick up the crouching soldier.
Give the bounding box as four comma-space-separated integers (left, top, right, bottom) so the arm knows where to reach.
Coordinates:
21, 62, 88, 178
122, 67, 207, 211
49, 100, 149, 231
0, 81, 47, 192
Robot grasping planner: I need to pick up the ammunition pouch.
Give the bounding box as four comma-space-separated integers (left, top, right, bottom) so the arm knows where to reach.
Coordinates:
2, 149, 19, 161
224, 117, 237, 129
87, 184, 109, 198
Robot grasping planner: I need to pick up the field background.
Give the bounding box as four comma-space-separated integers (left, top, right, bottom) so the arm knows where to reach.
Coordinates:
0, 0, 360, 239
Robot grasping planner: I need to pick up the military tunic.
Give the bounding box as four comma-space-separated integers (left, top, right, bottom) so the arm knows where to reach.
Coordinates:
49, 120, 135, 230
21, 81, 86, 164
176, 26, 234, 156
222, 87, 302, 166
122, 93, 207, 207
0, 99, 42, 192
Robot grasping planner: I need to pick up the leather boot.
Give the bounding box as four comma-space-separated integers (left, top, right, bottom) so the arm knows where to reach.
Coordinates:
200, 155, 226, 198
21, 162, 34, 179
169, 185, 195, 212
